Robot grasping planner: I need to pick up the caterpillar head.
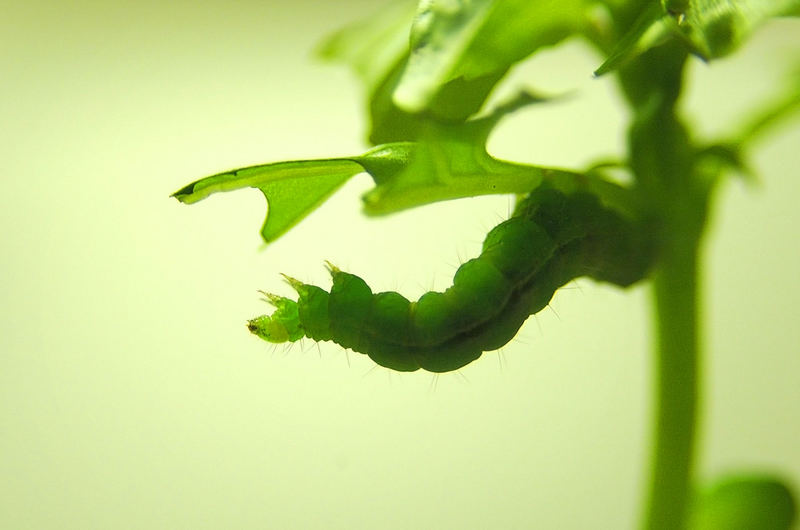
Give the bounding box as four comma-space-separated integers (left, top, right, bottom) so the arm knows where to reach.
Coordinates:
247, 293, 304, 343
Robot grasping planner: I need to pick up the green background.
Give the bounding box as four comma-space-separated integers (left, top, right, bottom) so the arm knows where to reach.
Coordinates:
2, 1, 798, 528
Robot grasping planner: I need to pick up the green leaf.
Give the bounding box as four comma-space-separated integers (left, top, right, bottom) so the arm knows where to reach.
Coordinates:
357, 91, 563, 214
171, 158, 364, 243
693, 143, 756, 183
316, 1, 416, 96
358, 132, 544, 215
359, 91, 642, 216
393, 0, 586, 113
696, 65, 800, 182
366, 57, 507, 144
666, 0, 800, 59
172, 92, 637, 241
594, 3, 673, 76
317, 1, 508, 144
595, 0, 800, 75
170, 141, 547, 241
316, 1, 424, 144
690, 474, 797, 530
728, 64, 800, 146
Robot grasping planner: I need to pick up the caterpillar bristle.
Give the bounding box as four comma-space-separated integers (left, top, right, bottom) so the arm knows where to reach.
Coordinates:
256, 289, 280, 306
280, 273, 303, 291
323, 260, 340, 275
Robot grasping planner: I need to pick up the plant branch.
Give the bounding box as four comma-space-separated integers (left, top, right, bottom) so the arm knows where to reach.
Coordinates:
644, 229, 702, 529
618, 41, 709, 529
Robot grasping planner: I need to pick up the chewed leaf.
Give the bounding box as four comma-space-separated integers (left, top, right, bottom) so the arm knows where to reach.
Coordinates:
690, 473, 797, 529
170, 139, 546, 244
394, 0, 585, 113
367, 57, 508, 144
357, 90, 643, 216
172, 89, 632, 240
173, 103, 635, 242
172, 158, 364, 243
356, 92, 604, 215
357, 126, 547, 215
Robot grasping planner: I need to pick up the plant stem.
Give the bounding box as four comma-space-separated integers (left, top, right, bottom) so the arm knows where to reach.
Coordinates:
643, 228, 701, 529
616, 41, 708, 529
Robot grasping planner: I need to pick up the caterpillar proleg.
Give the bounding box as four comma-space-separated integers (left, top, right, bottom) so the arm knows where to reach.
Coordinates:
248, 187, 652, 372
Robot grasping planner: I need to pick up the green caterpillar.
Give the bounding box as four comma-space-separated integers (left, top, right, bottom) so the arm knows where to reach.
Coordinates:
248, 187, 652, 373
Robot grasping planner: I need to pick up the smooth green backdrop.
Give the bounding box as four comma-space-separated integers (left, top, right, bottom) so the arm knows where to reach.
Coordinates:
2, 1, 798, 528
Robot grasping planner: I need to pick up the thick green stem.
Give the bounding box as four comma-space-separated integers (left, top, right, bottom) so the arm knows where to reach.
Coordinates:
643, 231, 701, 529
617, 41, 709, 530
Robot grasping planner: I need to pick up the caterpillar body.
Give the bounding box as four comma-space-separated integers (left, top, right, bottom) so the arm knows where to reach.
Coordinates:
248, 187, 652, 373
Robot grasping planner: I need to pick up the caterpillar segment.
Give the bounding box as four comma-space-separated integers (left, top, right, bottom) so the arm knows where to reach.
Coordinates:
247, 188, 653, 372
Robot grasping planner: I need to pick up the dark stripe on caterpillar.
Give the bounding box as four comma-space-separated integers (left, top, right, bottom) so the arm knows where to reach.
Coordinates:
248, 187, 653, 372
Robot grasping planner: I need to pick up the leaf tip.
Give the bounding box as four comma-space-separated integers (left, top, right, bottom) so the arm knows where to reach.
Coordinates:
170, 183, 196, 202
